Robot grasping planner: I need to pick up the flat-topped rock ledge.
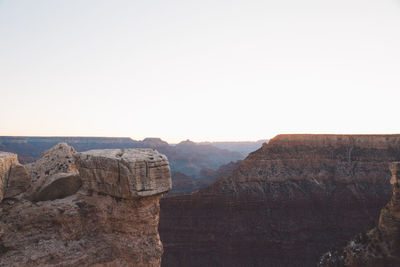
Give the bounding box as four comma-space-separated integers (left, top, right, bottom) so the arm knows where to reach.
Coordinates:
76, 149, 172, 198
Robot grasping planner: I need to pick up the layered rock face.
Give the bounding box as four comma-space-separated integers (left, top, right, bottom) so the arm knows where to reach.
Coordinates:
160, 134, 400, 267
320, 162, 400, 267
76, 149, 171, 198
0, 144, 171, 266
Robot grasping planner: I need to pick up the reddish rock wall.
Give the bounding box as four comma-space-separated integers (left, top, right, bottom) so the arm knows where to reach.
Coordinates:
160, 134, 400, 266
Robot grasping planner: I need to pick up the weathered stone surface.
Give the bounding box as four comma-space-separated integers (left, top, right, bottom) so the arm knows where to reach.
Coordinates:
25, 142, 78, 184
24, 143, 80, 202
0, 143, 172, 266
75, 149, 172, 199
0, 152, 18, 202
160, 134, 400, 267
4, 163, 31, 198
320, 162, 400, 267
29, 172, 82, 202
0, 193, 164, 266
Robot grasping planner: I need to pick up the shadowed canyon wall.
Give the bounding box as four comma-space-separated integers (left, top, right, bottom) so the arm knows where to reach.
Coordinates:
160, 134, 400, 267
320, 162, 400, 267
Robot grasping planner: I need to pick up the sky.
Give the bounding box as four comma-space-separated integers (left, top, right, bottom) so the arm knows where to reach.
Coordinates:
1, 0, 400, 143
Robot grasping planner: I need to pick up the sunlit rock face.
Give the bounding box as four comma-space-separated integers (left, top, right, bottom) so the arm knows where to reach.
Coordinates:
75, 148, 171, 198
320, 162, 400, 267
160, 134, 400, 267
0, 144, 171, 267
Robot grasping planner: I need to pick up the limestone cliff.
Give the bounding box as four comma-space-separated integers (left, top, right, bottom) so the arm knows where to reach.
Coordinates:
0, 143, 172, 266
160, 134, 400, 267
320, 162, 400, 267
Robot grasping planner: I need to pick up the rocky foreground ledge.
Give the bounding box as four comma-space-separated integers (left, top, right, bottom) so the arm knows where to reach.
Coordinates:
0, 143, 172, 266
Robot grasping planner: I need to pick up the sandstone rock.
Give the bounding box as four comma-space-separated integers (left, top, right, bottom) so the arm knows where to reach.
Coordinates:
0, 143, 172, 266
75, 148, 172, 199
25, 143, 78, 183
0, 193, 164, 266
4, 163, 31, 198
0, 152, 19, 202
25, 143, 80, 202
29, 172, 81, 202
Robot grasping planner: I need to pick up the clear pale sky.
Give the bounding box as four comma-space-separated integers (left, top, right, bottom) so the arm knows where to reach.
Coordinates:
1, 0, 400, 143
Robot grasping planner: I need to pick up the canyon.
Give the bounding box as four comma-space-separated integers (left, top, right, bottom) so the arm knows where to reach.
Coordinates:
198, 140, 268, 157
0, 143, 172, 266
2, 134, 399, 266
159, 134, 400, 266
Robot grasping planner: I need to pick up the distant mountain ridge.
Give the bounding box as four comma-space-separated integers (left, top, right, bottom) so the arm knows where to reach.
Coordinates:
198, 140, 268, 157
0, 136, 245, 194
0, 136, 142, 163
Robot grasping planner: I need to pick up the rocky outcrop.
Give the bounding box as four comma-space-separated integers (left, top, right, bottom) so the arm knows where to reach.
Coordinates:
4, 163, 31, 199
0, 152, 18, 201
320, 162, 400, 267
24, 143, 80, 202
75, 149, 171, 198
0, 152, 31, 201
160, 134, 400, 267
0, 143, 171, 266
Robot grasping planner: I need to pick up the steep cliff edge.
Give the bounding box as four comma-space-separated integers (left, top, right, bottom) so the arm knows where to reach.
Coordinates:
0, 144, 172, 266
320, 162, 400, 267
160, 134, 400, 267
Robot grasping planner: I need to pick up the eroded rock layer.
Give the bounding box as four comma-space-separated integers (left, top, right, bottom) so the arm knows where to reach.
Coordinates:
160, 134, 400, 267
0, 144, 171, 266
76, 149, 171, 198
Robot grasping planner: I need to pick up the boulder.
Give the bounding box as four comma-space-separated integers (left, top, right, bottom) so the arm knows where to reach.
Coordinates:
25, 143, 81, 202
25, 143, 78, 184
75, 148, 172, 198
